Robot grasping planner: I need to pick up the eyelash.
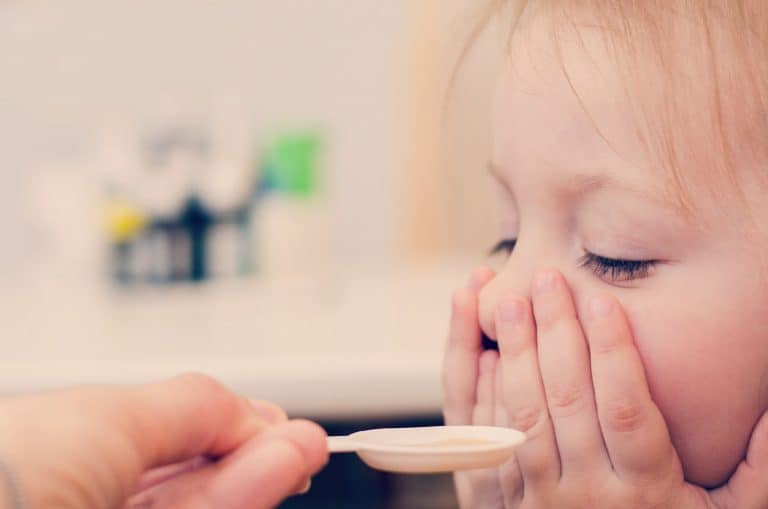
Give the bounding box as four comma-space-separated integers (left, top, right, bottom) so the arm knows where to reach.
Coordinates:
578, 253, 657, 282
489, 238, 658, 282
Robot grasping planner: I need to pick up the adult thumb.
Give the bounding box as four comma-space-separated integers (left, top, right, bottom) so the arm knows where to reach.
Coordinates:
123, 373, 273, 470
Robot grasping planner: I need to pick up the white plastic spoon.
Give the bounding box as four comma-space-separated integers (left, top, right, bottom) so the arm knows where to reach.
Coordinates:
327, 425, 525, 474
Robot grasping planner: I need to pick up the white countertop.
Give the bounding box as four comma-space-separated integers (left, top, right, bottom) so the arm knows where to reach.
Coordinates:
0, 262, 473, 420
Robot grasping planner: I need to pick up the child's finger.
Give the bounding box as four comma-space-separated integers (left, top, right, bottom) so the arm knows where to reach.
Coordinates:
467, 350, 504, 505
443, 268, 495, 425
443, 288, 482, 425
494, 354, 524, 506
531, 270, 609, 476
496, 293, 560, 490
473, 268, 498, 353
493, 363, 508, 427
444, 268, 495, 508
583, 295, 678, 483
474, 350, 499, 425
711, 410, 768, 509
499, 457, 524, 506
468, 266, 496, 293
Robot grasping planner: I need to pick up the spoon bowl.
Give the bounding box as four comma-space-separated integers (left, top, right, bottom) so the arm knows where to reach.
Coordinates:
327, 425, 525, 474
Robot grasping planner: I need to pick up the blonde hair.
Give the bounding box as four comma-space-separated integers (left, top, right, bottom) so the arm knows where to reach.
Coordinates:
467, 0, 768, 214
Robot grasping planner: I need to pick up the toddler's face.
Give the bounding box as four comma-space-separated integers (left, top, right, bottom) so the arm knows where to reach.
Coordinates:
481, 13, 768, 487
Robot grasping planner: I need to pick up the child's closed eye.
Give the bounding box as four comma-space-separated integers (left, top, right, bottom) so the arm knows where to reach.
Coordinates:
579, 252, 658, 283
489, 238, 659, 284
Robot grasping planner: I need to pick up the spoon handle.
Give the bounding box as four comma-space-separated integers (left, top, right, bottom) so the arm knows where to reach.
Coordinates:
327, 436, 362, 453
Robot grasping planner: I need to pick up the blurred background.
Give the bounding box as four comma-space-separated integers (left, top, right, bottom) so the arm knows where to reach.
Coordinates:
0, 0, 505, 507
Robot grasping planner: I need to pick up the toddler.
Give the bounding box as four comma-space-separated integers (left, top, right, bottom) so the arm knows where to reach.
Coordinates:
443, 1, 768, 507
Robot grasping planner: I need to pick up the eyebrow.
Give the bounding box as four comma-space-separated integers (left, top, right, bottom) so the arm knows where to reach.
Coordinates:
487, 161, 687, 216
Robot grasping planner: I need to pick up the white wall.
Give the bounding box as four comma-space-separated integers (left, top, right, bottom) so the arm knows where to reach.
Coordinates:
0, 1, 505, 405
0, 0, 409, 282
440, 0, 505, 256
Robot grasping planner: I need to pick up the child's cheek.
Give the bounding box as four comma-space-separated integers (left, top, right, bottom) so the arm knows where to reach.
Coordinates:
619, 293, 765, 487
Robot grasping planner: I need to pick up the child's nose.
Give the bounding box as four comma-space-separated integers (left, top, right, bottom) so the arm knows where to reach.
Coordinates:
477, 260, 536, 342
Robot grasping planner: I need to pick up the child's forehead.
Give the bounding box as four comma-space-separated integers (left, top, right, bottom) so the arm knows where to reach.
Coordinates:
493, 27, 669, 198
493, 4, 767, 217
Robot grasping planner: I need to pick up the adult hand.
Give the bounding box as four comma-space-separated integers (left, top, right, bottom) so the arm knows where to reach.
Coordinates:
0, 374, 328, 509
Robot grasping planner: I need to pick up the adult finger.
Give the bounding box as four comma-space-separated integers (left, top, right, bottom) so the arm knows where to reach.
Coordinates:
127, 420, 328, 509
122, 374, 275, 470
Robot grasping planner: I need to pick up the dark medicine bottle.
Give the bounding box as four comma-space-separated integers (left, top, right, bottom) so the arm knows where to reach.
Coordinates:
179, 195, 213, 282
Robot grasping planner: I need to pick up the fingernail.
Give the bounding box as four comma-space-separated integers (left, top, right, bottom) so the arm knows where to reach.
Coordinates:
589, 296, 613, 318
533, 270, 558, 295
298, 479, 312, 495
249, 399, 288, 424
498, 298, 524, 323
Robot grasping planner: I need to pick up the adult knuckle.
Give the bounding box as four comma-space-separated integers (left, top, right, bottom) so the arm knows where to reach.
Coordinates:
174, 372, 240, 418
176, 372, 228, 397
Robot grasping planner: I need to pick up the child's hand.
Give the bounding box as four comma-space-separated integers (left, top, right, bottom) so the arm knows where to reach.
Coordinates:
710, 410, 768, 509
444, 266, 523, 507
443, 268, 768, 509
